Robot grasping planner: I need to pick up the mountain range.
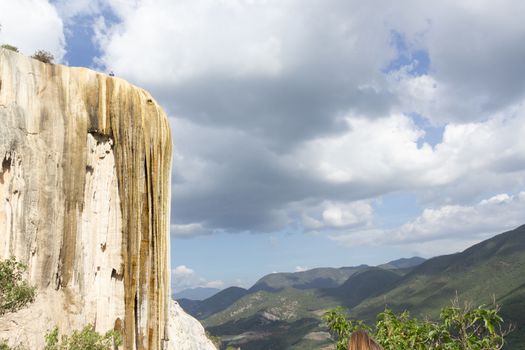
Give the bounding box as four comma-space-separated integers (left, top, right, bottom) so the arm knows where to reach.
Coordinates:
173, 287, 222, 301
176, 225, 525, 349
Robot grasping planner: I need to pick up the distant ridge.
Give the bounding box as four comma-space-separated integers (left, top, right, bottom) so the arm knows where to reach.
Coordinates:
197, 224, 525, 349
380, 256, 426, 269
249, 265, 369, 292
173, 287, 221, 301
178, 287, 249, 320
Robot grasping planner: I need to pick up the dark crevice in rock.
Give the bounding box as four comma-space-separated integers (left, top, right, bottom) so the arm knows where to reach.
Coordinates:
88, 131, 114, 147
0, 153, 11, 184
111, 268, 124, 281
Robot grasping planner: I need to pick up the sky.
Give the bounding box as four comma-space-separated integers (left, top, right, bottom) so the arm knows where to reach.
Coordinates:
1, 0, 525, 292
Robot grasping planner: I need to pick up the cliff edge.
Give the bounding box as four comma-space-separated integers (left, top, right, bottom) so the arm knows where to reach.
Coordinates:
0, 49, 213, 350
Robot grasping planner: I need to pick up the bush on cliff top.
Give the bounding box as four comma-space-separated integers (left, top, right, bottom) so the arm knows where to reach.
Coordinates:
31, 50, 54, 64
1, 44, 19, 52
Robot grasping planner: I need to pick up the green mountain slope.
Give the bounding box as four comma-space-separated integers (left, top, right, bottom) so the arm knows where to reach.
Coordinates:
204, 268, 405, 349
204, 287, 339, 350
379, 256, 426, 269
352, 225, 525, 323
198, 226, 525, 349
322, 267, 403, 308
179, 286, 249, 320
499, 282, 525, 349
249, 265, 368, 292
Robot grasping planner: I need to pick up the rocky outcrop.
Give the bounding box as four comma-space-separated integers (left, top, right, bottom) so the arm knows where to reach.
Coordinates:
0, 48, 177, 349
168, 301, 217, 350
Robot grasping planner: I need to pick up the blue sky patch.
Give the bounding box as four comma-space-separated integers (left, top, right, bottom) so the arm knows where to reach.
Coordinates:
384, 31, 430, 76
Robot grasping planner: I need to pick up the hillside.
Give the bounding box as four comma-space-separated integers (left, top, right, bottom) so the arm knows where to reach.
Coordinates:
179, 287, 249, 320
249, 265, 369, 292
201, 225, 525, 349
379, 256, 426, 269
322, 268, 403, 308
203, 268, 408, 349
352, 225, 525, 320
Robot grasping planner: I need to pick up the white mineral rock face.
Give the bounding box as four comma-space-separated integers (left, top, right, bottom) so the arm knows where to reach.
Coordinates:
0, 49, 213, 350
168, 301, 218, 350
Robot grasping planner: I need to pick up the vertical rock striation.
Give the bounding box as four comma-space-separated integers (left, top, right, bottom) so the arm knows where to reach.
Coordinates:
0, 49, 172, 349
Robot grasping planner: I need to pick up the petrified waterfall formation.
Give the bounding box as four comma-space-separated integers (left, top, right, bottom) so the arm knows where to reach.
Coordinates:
0, 49, 172, 349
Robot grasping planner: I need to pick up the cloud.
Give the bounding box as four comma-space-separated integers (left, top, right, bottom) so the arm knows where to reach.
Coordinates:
95, 0, 398, 148
173, 265, 194, 276
171, 265, 224, 292
330, 192, 525, 253
88, 0, 525, 239
171, 223, 211, 238
0, 0, 65, 61
295, 266, 308, 272
301, 200, 373, 231
169, 105, 525, 237
296, 109, 525, 197
205, 280, 225, 289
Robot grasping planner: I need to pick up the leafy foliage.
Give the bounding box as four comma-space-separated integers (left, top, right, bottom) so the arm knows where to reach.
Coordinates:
0, 341, 23, 350
324, 299, 512, 350
1, 44, 19, 52
44, 325, 122, 350
0, 257, 35, 316
324, 306, 372, 350
31, 50, 54, 64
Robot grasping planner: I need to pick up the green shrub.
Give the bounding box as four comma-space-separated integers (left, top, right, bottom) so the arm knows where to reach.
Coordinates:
0, 44, 19, 52
44, 325, 122, 350
31, 50, 54, 64
0, 257, 35, 316
324, 299, 512, 350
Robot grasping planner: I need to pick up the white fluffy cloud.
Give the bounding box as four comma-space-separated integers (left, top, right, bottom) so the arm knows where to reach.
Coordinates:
171, 265, 224, 292
331, 192, 525, 254
95, 0, 296, 85
297, 108, 525, 195
0, 0, 65, 61
301, 200, 373, 231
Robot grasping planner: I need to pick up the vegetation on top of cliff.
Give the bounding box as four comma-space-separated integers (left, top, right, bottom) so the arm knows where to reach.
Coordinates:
31, 50, 54, 64
0, 257, 35, 316
0, 44, 19, 53
324, 298, 513, 350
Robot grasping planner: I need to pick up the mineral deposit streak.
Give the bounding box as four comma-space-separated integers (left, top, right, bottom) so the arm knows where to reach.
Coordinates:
0, 49, 172, 350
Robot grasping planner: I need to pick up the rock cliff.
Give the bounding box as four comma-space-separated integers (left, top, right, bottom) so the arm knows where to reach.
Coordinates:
0, 49, 214, 350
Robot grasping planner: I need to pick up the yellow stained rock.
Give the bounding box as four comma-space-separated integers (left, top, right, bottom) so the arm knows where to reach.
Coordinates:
0, 48, 172, 350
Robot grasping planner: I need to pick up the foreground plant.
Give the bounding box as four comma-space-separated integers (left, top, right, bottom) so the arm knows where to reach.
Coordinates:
0, 257, 35, 316
44, 325, 122, 350
324, 298, 513, 350
0, 257, 35, 349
